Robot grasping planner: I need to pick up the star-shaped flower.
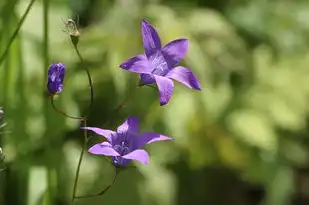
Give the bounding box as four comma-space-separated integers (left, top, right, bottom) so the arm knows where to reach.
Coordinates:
47, 63, 66, 95
82, 116, 173, 167
120, 19, 201, 106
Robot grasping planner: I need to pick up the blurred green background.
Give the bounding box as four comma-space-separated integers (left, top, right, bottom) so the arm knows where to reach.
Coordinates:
1, 0, 309, 204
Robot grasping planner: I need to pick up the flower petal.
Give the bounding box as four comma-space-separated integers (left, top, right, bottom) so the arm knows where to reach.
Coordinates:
117, 116, 139, 134
138, 132, 174, 147
139, 73, 155, 85
166, 66, 201, 90
122, 149, 149, 165
112, 156, 131, 167
119, 54, 153, 74
162, 38, 188, 67
88, 142, 120, 156
154, 75, 174, 106
81, 127, 115, 143
141, 19, 161, 58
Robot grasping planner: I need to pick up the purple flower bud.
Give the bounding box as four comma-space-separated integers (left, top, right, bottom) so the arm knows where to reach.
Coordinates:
47, 63, 66, 95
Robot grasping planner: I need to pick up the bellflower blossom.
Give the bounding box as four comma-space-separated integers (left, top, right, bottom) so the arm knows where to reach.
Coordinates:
47, 63, 66, 95
82, 116, 173, 167
120, 19, 201, 106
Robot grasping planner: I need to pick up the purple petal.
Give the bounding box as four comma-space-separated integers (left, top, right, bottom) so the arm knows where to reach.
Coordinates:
138, 132, 174, 147
154, 75, 174, 106
162, 39, 188, 67
88, 142, 120, 156
139, 73, 155, 85
122, 149, 149, 165
119, 54, 153, 74
141, 19, 161, 58
166, 66, 201, 90
112, 156, 131, 167
81, 127, 115, 143
117, 116, 139, 134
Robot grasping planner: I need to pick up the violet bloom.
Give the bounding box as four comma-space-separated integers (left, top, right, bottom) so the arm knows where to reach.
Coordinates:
120, 20, 201, 106
82, 116, 173, 167
47, 63, 66, 95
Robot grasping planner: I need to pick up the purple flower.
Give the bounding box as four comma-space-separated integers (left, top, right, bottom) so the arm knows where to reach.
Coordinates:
47, 63, 66, 95
120, 19, 201, 106
82, 116, 173, 167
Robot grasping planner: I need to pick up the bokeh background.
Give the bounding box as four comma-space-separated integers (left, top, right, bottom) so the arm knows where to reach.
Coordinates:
1, 0, 309, 204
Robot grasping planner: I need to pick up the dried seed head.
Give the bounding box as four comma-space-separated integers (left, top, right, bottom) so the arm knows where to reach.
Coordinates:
62, 18, 80, 46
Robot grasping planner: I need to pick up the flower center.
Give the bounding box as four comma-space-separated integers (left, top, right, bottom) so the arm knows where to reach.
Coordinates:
149, 52, 168, 76
112, 140, 132, 167
113, 141, 130, 155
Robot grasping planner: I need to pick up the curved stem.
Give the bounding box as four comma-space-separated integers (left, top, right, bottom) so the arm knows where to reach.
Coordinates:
70, 41, 94, 202
0, 0, 36, 67
71, 119, 88, 201
73, 45, 94, 117
50, 97, 83, 120
75, 168, 120, 200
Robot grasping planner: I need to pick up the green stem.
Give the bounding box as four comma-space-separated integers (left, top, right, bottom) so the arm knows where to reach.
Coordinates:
42, 0, 55, 203
73, 45, 94, 117
43, 0, 49, 81
71, 119, 88, 202
70, 40, 94, 203
0, 0, 36, 68
75, 168, 120, 200
50, 97, 84, 120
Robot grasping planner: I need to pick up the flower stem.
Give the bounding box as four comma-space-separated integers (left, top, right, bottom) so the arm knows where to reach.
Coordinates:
42, 0, 56, 203
70, 40, 94, 202
75, 168, 120, 200
73, 45, 94, 117
50, 97, 84, 120
71, 119, 88, 201
0, 0, 36, 67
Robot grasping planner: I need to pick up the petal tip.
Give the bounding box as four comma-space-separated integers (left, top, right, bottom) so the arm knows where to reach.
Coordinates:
179, 38, 189, 45
142, 19, 150, 25
80, 126, 90, 130
141, 155, 149, 165
119, 62, 126, 69
119, 59, 131, 70
160, 101, 168, 106
88, 146, 97, 155
195, 85, 202, 91
195, 81, 202, 91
